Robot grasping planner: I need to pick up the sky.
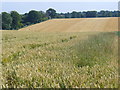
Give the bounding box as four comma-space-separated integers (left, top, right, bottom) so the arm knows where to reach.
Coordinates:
1, 0, 119, 2
1, 1, 119, 14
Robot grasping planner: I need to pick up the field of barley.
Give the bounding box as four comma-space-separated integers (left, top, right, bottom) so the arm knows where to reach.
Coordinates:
19, 17, 118, 32
1, 17, 119, 88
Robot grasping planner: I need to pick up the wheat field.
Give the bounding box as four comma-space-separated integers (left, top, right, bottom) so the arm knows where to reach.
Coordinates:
19, 17, 118, 32
1, 18, 119, 88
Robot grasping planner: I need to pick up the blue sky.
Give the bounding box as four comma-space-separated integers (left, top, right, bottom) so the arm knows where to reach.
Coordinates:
2, 2, 118, 14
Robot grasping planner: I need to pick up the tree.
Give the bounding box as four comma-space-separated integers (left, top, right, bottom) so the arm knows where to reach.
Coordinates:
112, 11, 119, 17
2, 12, 12, 30
65, 12, 72, 18
21, 13, 27, 26
98, 10, 112, 17
0, 14, 1, 29
77, 12, 82, 18
105, 11, 113, 17
86, 11, 97, 18
39, 11, 48, 21
81, 12, 87, 18
46, 8, 56, 19
21, 11, 48, 27
26, 10, 43, 24
56, 13, 65, 18
71, 11, 78, 18
11, 11, 23, 29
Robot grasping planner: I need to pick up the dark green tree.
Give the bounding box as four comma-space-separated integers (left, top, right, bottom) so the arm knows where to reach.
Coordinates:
46, 8, 56, 19
86, 11, 97, 18
0, 14, 1, 29
39, 11, 48, 21
65, 12, 71, 18
77, 12, 82, 18
21, 13, 28, 26
26, 10, 42, 24
81, 12, 87, 18
56, 13, 65, 18
118, 11, 120, 17
71, 11, 79, 18
2, 12, 12, 30
11, 11, 23, 29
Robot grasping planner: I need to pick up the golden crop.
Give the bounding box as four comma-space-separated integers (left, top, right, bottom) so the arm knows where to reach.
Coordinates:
1, 31, 118, 88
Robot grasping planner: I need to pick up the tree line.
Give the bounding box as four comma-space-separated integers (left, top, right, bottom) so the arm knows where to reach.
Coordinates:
1, 8, 120, 30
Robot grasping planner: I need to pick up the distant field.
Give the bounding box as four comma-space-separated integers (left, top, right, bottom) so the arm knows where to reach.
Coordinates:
19, 17, 118, 32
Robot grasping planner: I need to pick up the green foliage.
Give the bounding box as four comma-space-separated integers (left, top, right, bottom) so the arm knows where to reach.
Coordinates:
26, 10, 42, 24
2, 12, 12, 30
22, 10, 48, 26
46, 8, 56, 19
71, 11, 81, 18
10, 11, 23, 29
86, 11, 97, 17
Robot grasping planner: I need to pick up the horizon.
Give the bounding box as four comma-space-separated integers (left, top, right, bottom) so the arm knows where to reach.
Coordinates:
1, 2, 118, 14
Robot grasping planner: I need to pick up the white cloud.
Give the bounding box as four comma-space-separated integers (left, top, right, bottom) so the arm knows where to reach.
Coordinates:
1, 0, 119, 2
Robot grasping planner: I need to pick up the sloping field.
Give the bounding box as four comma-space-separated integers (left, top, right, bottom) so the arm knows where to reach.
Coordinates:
19, 17, 118, 32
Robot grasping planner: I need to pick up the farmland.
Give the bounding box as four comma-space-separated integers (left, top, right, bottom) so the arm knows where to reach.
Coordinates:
19, 17, 118, 32
1, 17, 119, 88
